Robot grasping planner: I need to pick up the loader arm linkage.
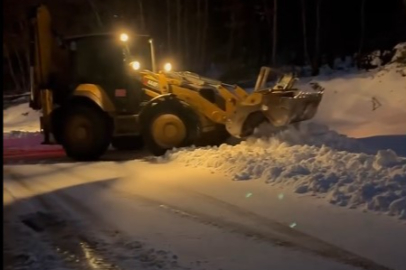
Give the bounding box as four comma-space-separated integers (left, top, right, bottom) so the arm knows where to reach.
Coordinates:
140, 67, 324, 139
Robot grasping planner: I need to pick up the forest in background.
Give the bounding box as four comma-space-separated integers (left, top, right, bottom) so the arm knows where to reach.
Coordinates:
3, 0, 406, 92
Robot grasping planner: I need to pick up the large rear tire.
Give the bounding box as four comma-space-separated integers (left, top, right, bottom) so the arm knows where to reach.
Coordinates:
48, 107, 66, 144
111, 136, 144, 151
61, 105, 111, 161
140, 100, 200, 156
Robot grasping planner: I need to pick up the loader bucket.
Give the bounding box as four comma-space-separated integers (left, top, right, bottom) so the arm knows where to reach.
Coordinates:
225, 89, 323, 138
226, 67, 324, 138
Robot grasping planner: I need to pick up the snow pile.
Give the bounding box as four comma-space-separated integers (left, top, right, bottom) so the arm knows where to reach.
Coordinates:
164, 124, 406, 219
333, 56, 354, 70
308, 62, 406, 138
392, 42, 406, 63
252, 122, 369, 153
3, 102, 41, 133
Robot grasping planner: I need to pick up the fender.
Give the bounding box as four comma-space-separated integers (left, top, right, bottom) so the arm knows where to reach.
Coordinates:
138, 93, 194, 126
139, 93, 175, 114
72, 84, 115, 112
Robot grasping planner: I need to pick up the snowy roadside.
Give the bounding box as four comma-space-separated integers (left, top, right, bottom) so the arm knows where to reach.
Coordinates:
163, 122, 406, 220
3, 188, 189, 270
5, 164, 402, 270
3, 102, 41, 133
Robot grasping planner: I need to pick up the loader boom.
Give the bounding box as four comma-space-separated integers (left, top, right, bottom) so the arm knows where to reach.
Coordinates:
28, 5, 50, 110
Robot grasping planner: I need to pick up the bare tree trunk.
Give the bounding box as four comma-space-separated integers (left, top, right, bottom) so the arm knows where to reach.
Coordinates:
227, 14, 236, 64
262, 0, 272, 26
166, 0, 172, 55
313, 0, 322, 76
86, 0, 103, 28
183, 1, 189, 68
272, 0, 278, 66
262, 0, 272, 64
176, 0, 182, 67
17, 22, 28, 91
358, 0, 366, 56
138, 0, 146, 31
4, 44, 22, 92
300, 0, 310, 65
196, 0, 202, 70
201, 0, 209, 71
15, 49, 27, 91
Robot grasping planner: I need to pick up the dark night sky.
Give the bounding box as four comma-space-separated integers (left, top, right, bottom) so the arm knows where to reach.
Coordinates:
3, 0, 406, 80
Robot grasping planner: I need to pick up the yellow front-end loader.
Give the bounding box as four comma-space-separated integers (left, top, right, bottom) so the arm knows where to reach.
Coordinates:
29, 4, 324, 160
137, 68, 324, 154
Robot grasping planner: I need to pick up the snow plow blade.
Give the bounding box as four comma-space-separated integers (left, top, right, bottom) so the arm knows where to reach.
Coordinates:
226, 67, 324, 138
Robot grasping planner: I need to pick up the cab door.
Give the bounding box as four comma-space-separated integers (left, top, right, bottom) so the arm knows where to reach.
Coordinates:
71, 36, 143, 114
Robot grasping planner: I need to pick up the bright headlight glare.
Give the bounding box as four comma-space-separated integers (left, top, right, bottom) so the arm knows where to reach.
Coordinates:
120, 33, 129, 42
131, 61, 140, 70
164, 62, 172, 72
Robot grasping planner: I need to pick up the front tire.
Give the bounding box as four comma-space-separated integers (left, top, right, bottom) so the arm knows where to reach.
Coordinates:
140, 100, 200, 156
61, 105, 111, 161
50, 107, 65, 144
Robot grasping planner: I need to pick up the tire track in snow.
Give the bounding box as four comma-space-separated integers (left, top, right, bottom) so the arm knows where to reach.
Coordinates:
178, 189, 394, 270
3, 177, 75, 270
6, 170, 188, 270
7, 171, 121, 270
5, 168, 393, 270
93, 181, 393, 270
3, 185, 18, 203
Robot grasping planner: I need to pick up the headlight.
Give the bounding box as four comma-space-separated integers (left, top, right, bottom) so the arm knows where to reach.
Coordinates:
164, 62, 172, 72
120, 33, 129, 42
130, 61, 140, 70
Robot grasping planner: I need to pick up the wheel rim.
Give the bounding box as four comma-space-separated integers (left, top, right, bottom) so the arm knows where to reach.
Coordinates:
66, 116, 93, 146
76, 126, 88, 140
151, 114, 186, 148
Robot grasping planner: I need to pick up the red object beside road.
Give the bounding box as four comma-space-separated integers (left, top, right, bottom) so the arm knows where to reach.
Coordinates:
4, 148, 65, 158
3, 133, 65, 162
3, 148, 66, 163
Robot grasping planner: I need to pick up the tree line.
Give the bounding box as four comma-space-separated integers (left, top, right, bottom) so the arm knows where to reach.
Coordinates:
3, 0, 406, 92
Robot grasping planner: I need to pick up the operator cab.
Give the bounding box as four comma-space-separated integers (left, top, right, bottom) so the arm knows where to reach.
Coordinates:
53, 33, 155, 112
65, 33, 153, 86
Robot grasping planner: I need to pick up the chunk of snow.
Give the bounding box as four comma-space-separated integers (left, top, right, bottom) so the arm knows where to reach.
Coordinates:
373, 149, 403, 169
295, 185, 309, 194
392, 42, 406, 62
388, 197, 406, 219
370, 50, 382, 67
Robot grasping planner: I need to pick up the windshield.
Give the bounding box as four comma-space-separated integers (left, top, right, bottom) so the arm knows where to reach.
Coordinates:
122, 36, 153, 72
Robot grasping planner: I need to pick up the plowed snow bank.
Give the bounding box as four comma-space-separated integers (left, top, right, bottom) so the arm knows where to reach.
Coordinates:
165, 123, 406, 219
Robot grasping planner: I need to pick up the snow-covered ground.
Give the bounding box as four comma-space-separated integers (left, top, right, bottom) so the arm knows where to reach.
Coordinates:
311, 63, 406, 138
160, 57, 406, 221
4, 101, 41, 133
164, 123, 406, 219
3, 46, 406, 270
